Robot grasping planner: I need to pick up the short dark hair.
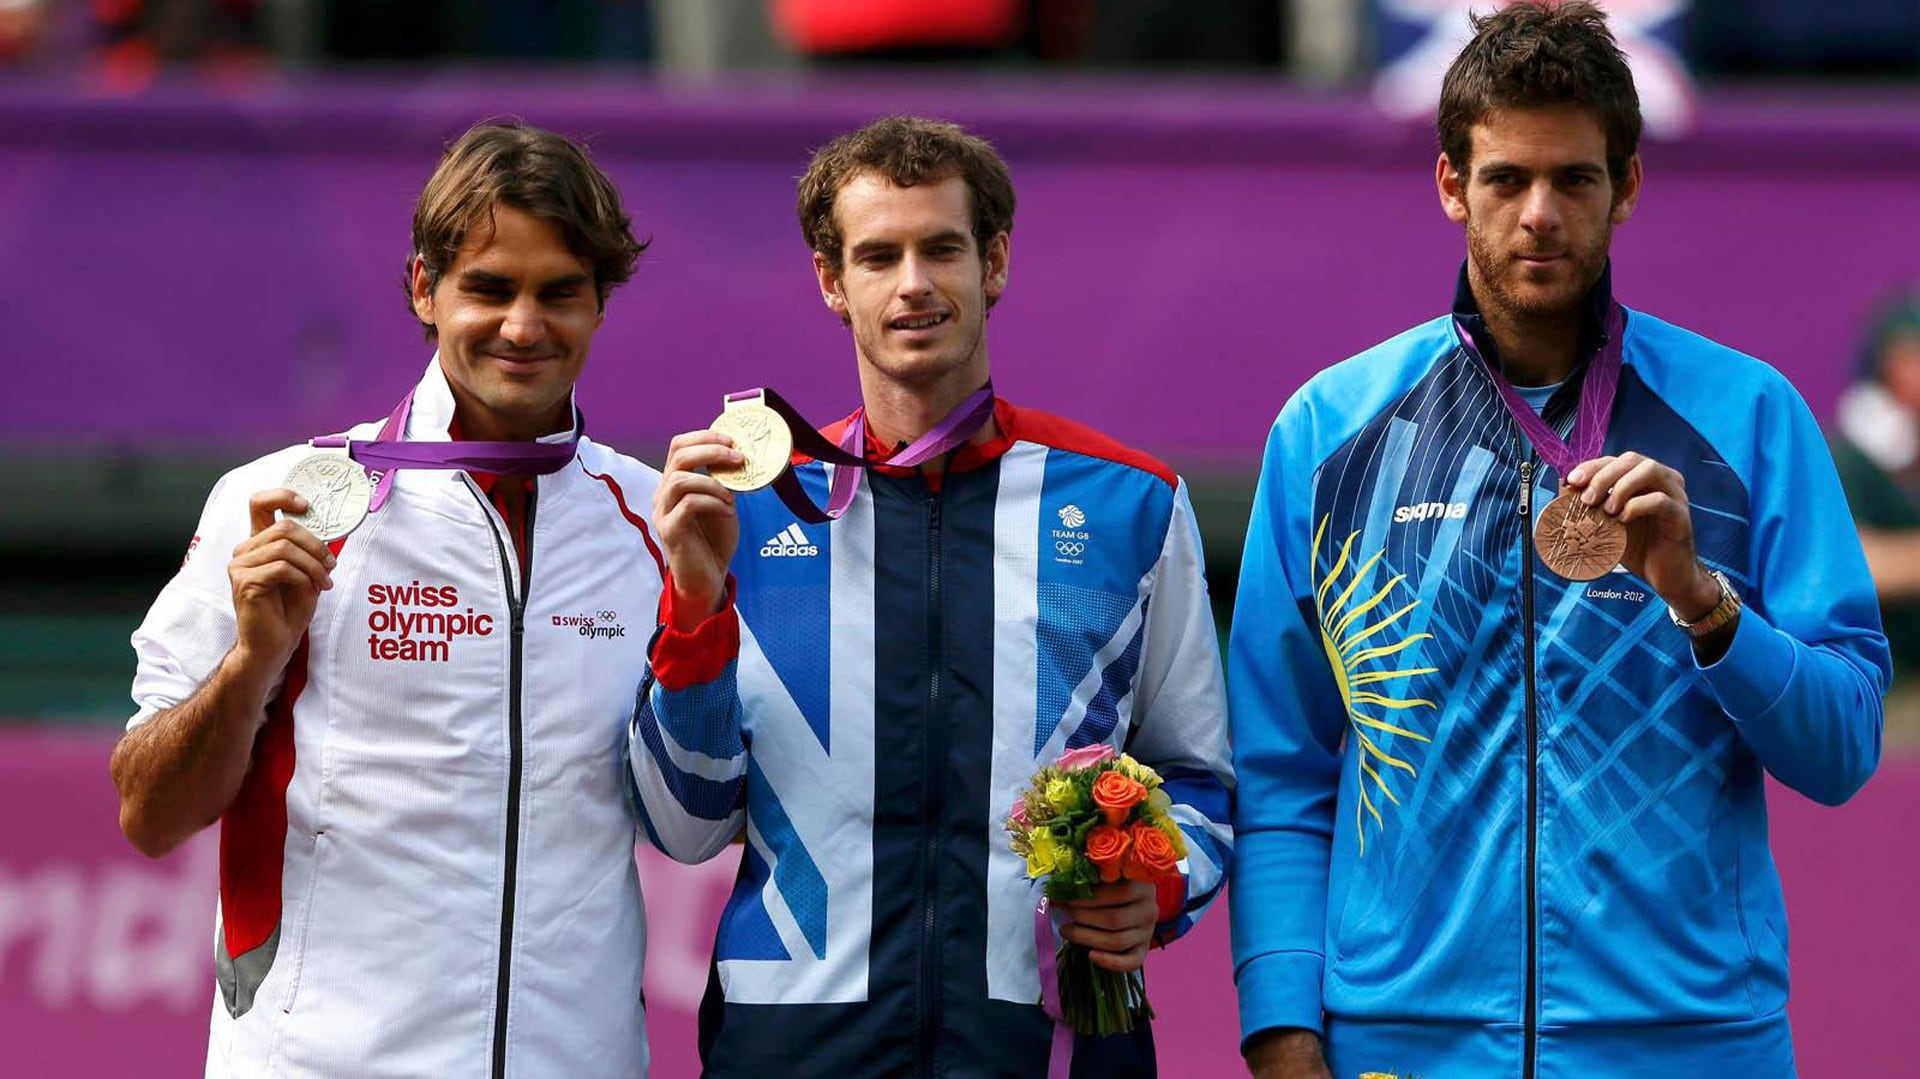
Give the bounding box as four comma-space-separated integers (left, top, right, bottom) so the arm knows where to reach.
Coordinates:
1438, 1, 1642, 185
406, 120, 647, 336
796, 115, 1016, 269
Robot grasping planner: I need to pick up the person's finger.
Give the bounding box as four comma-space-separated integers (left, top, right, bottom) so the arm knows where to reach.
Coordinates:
1060, 921, 1150, 953
1617, 491, 1683, 527
1564, 455, 1617, 490
248, 488, 309, 535
1083, 943, 1150, 973
1601, 459, 1674, 515
232, 539, 334, 590
232, 560, 326, 600
668, 429, 737, 453
1574, 452, 1643, 505
657, 473, 738, 515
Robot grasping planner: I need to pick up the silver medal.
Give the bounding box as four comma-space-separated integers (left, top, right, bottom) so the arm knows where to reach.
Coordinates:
282, 452, 373, 541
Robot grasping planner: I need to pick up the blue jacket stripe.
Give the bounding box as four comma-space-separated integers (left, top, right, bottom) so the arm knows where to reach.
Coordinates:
635, 697, 746, 820
746, 756, 828, 959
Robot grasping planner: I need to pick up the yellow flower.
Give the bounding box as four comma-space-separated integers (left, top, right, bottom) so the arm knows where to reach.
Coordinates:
1025, 827, 1067, 878
1044, 776, 1084, 813
1146, 788, 1173, 818
1115, 753, 1161, 788
1155, 819, 1188, 859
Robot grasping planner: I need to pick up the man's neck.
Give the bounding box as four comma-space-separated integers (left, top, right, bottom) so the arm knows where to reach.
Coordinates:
857, 368, 998, 470
448, 399, 571, 442
1479, 304, 1583, 387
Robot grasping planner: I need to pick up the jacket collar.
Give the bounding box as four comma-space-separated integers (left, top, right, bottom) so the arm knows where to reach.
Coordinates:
819, 397, 1019, 480
1451, 259, 1615, 376
408, 354, 582, 447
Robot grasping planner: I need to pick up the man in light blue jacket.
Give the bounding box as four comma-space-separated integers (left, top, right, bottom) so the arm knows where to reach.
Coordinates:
1228, 4, 1889, 1077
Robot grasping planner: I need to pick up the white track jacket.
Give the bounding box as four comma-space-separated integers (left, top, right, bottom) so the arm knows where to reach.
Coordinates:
129, 360, 667, 1078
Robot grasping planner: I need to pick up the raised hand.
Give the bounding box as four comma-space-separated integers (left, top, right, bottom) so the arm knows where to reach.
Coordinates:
654, 431, 744, 628
1565, 452, 1721, 621
232, 489, 334, 673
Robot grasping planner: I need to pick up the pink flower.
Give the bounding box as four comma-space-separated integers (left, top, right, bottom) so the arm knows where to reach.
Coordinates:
1009, 799, 1030, 827
1055, 743, 1116, 771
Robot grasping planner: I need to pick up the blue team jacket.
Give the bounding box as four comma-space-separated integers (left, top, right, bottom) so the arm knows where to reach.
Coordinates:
633, 401, 1235, 1079
1227, 272, 1889, 1079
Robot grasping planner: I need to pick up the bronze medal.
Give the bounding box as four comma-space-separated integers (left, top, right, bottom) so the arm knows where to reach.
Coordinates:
1534, 486, 1627, 581
707, 400, 794, 492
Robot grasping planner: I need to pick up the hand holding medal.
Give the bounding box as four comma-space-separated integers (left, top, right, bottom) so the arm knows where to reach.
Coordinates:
1463, 304, 1629, 582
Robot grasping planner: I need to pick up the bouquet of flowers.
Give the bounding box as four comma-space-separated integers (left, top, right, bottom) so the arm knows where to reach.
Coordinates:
1005, 743, 1186, 1036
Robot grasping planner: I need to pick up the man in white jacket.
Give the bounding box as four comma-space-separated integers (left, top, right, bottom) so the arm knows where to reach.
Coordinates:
111, 120, 701, 1078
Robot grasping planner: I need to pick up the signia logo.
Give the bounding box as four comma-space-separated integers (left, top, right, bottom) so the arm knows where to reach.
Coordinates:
1058, 505, 1087, 528
1393, 501, 1469, 523
760, 523, 819, 558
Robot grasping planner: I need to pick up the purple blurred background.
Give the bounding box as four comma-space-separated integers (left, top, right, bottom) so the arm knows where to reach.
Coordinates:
6, 7, 1920, 1073
6, 78, 1918, 463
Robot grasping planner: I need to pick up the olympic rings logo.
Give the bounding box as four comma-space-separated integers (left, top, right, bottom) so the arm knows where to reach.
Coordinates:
1055, 541, 1085, 556
597, 610, 618, 622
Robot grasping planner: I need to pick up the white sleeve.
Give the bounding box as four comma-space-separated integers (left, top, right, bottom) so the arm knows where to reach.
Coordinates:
127, 469, 263, 731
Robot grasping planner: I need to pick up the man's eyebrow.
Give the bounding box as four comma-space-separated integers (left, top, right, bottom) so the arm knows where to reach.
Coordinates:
456, 270, 511, 287
539, 272, 592, 290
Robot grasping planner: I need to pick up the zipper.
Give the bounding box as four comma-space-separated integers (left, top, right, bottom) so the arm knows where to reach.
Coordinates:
1517, 454, 1539, 1079
916, 485, 946, 1079
465, 477, 536, 1079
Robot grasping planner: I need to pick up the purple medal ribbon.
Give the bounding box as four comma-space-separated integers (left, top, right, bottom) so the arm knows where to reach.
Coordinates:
1455, 302, 1626, 478
724, 383, 996, 524
1032, 898, 1073, 1079
312, 389, 579, 513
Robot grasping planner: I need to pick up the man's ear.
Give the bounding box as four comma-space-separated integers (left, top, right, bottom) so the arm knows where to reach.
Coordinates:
1437, 153, 1470, 227
983, 231, 1010, 307
1610, 154, 1643, 226
410, 256, 437, 327
814, 250, 849, 325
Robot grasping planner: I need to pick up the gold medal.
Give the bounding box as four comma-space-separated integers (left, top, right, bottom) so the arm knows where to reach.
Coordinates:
707, 399, 793, 492
1534, 485, 1627, 581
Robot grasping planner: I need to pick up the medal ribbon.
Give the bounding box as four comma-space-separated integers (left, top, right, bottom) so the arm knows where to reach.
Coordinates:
312, 389, 579, 513
1032, 899, 1073, 1079
1454, 302, 1626, 478
724, 383, 996, 523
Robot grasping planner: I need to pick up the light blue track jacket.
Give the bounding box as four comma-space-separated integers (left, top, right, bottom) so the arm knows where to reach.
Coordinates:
1227, 277, 1889, 1079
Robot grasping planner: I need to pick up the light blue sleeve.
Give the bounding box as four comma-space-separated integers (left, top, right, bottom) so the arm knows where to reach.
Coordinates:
1695, 375, 1890, 805
628, 598, 750, 863
1226, 401, 1351, 1045
1124, 480, 1235, 946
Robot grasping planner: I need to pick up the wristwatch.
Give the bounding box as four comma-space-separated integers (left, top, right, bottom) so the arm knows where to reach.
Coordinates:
1670, 569, 1741, 638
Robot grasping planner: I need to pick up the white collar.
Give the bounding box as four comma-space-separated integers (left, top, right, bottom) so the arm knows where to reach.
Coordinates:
407, 353, 581, 444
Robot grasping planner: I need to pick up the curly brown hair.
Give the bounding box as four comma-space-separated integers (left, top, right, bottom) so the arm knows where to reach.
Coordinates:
406, 120, 647, 337
796, 115, 1015, 270
1438, 1, 1643, 186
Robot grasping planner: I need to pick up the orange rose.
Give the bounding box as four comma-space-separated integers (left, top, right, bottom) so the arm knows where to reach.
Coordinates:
1084, 824, 1132, 883
1124, 822, 1181, 881
1091, 770, 1148, 827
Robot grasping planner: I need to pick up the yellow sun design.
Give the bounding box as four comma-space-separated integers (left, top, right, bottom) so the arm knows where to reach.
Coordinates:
1311, 516, 1437, 855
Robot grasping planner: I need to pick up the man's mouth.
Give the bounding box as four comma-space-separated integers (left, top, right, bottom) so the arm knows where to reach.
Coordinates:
889, 312, 949, 331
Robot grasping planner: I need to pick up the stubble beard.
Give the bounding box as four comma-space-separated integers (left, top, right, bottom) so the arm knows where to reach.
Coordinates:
1467, 216, 1612, 330
854, 303, 989, 395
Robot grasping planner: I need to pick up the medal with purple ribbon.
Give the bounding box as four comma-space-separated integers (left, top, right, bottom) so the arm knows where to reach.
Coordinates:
284, 388, 579, 539
707, 384, 995, 524
1457, 303, 1629, 581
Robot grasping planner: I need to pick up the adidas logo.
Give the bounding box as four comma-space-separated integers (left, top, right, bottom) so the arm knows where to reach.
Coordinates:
759, 523, 819, 558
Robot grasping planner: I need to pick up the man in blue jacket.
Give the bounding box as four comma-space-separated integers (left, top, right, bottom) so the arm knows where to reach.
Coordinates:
637, 115, 1234, 1077
1228, 4, 1889, 1078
